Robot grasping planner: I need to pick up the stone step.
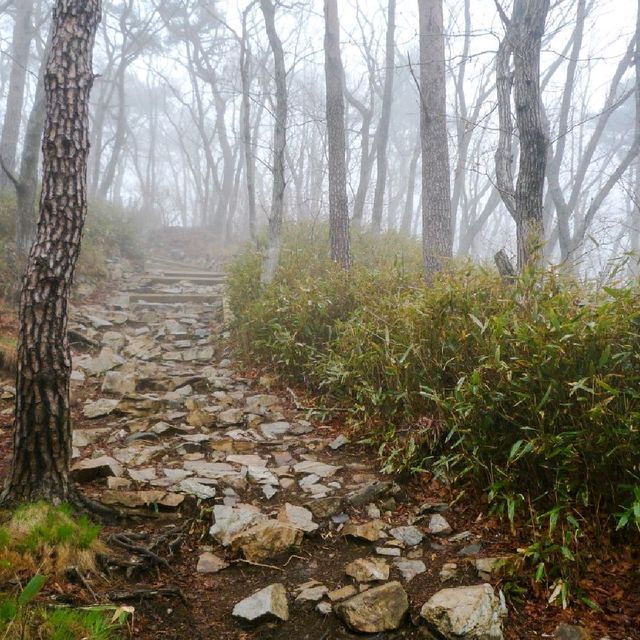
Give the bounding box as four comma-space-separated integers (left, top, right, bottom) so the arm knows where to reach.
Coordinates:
147, 257, 213, 272
146, 275, 226, 286
127, 292, 222, 304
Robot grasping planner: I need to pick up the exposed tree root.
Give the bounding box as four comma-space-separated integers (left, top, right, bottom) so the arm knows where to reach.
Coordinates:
108, 533, 174, 573
107, 586, 187, 604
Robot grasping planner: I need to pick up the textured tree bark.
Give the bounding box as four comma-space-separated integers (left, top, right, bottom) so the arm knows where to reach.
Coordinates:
371, 0, 396, 233
495, 0, 550, 271
512, 0, 549, 270
2, 0, 101, 504
260, 0, 288, 284
0, 0, 35, 193
418, 0, 452, 278
324, 0, 351, 268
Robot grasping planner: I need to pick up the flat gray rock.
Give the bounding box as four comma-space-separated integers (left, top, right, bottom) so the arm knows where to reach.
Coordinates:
83, 398, 119, 419
293, 460, 340, 478
389, 525, 424, 547
394, 559, 426, 582
232, 584, 289, 623
428, 514, 453, 536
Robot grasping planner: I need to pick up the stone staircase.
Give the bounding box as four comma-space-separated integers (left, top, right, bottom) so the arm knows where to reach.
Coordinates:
125, 257, 226, 308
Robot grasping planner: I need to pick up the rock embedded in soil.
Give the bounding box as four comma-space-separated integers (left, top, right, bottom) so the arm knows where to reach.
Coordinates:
71, 455, 122, 482
232, 583, 289, 624
304, 496, 344, 519
389, 525, 424, 547
329, 434, 350, 450
343, 519, 387, 542
393, 559, 426, 582
345, 558, 389, 583
327, 585, 358, 602
420, 583, 507, 640
83, 398, 120, 419
210, 504, 266, 546
474, 557, 514, 581
293, 460, 340, 478
196, 552, 229, 574
347, 480, 400, 507
102, 489, 185, 509
230, 520, 303, 562
277, 503, 318, 533
102, 370, 136, 395
439, 562, 458, 582
295, 585, 328, 602
428, 514, 453, 536
554, 624, 592, 640
334, 581, 409, 633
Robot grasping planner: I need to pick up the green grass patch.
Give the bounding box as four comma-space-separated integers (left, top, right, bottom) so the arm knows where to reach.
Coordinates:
228, 222, 640, 598
0, 503, 103, 578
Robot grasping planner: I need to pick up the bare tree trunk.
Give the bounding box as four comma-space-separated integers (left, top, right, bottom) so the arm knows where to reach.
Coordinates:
241, 2, 258, 242
401, 138, 420, 236
260, 0, 287, 284
418, 0, 452, 278
14, 28, 51, 258
345, 86, 375, 228
371, 0, 396, 233
0, 0, 35, 192
97, 61, 127, 200
495, 0, 550, 270
324, 0, 351, 268
2, 0, 101, 504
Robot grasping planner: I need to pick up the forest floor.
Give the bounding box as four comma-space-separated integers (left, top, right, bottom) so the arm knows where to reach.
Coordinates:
0, 245, 637, 640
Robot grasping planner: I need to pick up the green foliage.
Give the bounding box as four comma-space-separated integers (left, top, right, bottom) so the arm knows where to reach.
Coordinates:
78, 199, 144, 278
4, 503, 101, 553
228, 223, 640, 590
0, 192, 142, 290
0, 569, 128, 639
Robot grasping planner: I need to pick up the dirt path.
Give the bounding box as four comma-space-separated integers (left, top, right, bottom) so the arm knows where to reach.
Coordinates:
0, 256, 629, 640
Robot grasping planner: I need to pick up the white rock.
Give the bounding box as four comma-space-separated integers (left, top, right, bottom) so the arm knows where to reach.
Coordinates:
277, 503, 318, 533
232, 584, 289, 623
420, 584, 507, 640
293, 460, 340, 478
209, 504, 265, 546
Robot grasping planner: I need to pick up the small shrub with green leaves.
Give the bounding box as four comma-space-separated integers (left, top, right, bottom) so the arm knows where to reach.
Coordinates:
0, 574, 128, 640
228, 223, 640, 592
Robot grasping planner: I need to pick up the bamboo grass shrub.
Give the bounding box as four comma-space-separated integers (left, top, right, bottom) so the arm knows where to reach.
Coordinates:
227, 225, 640, 556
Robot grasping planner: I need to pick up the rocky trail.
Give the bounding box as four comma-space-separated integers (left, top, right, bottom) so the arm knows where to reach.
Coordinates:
0, 256, 615, 640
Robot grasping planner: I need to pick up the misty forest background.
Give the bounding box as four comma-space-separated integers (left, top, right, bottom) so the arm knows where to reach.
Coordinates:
0, 0, 640, 623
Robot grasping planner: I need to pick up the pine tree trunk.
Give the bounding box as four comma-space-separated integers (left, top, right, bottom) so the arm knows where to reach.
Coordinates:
2, 0, 101, 504
418, 0, 453, 278
324, 0, 351, 268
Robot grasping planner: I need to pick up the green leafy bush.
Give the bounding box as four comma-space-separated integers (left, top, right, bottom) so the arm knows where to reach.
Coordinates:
228, 224, 640, 590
